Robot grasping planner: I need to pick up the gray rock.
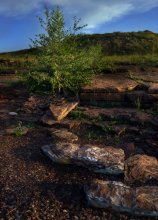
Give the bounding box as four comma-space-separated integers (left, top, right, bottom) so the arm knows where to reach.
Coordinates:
9, 112, 18, 116
86, 180, 133, 212
41, 143, 125, 175
73, 145, 125, 175
42, 143, 79, 164
85, 180, 158, 217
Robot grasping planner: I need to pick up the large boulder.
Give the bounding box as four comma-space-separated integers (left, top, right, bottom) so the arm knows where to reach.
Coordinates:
85, 180, 158, 216
41, 143, 125, 175
125, 154, 158, 184
86, 180, 133, 212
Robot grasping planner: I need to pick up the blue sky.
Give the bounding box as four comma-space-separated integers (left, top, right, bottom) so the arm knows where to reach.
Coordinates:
0, 0, 158, 52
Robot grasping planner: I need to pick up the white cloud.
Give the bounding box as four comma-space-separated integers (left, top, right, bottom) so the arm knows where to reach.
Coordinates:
0, 0, 158, 30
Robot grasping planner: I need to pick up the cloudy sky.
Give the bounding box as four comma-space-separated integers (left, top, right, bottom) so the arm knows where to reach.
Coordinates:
0, 0, 158, 52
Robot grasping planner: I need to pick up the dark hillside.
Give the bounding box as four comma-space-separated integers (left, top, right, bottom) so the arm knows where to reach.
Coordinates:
0, 30, 158, 58
79, 30, 158, 55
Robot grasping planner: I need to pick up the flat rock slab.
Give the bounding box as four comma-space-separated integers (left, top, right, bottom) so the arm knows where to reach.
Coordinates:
41, 143, 125, 175
85, 180, 158, 217
125, 154, 158, 184
82, 74, 138, 93
78, 107, 151, 125
50, 128, 78, 142
78, 107, 135, 120
50, 100, 78, 121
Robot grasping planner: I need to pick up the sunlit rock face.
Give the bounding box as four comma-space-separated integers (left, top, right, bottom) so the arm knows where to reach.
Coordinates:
49, 101, 78, 122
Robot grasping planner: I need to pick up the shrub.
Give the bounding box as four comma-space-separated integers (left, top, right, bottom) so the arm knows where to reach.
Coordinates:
23, 6, 102, 95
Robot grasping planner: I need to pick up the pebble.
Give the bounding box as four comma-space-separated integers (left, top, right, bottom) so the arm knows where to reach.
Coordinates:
9, 112, 18, 116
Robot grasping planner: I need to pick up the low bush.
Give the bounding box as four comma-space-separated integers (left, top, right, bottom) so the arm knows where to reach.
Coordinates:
22, 7, 103, 95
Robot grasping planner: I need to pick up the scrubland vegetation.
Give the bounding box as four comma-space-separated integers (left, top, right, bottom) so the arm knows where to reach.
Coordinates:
0, 7, 158, 94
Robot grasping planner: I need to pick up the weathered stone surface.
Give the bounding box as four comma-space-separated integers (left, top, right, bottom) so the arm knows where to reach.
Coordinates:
82, 74, 138, 93
85, 180, 158, 216
80, 92, 125, 102
125, 154, 158, 183
135, 186, 158, 216
73, 145, 125, 175
86, 180, 133, 211
49, 100, 78, 121
78, 107, 134, 121
41, 143, 125, 175
50, 128, 78, 142
42, 143, 79, 164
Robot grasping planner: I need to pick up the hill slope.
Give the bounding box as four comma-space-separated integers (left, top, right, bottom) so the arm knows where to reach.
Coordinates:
0, 30, 158, 58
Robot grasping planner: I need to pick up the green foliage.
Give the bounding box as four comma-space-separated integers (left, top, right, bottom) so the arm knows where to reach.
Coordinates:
80, 31, 158, 55
22, 7, 102, 95
70, 109, 86, 120
135, 97, 142, 111
14, 121, 23, 137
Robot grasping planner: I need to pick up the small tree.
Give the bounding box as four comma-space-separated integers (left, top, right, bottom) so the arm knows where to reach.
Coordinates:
24, 6, 102, 95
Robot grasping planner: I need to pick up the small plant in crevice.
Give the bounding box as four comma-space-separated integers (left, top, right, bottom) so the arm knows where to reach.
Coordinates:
102, 126, 115, 135
26, 122, 35, 129
135, 97, 142, 111
14, 121, 23, 137
70, 110, 86, 120
84, 130, 98, 140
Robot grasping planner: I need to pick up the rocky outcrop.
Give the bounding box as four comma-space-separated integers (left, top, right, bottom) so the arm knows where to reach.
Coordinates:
41, 143, 125, 175
85, 180, 158, 216
124, 154, 158, 184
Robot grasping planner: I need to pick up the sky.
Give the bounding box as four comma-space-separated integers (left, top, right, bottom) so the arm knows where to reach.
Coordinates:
0, 0, 158, 52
